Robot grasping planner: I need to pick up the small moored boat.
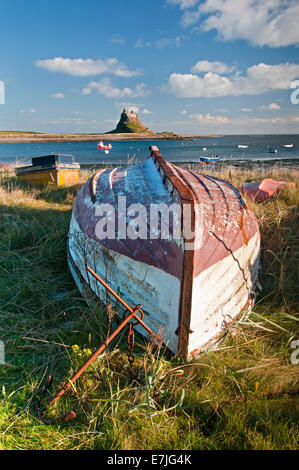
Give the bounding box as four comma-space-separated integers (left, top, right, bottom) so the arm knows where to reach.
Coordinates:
68, 146, 260, 359
200, 155, 220, 163
238, 144, 248, 149
97, 141, 112, 150
282, 144, 293, 148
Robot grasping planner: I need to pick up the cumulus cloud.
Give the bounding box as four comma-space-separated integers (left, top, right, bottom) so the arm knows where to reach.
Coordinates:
191, 60, 235, 74
82, 78, 150, 98
50, 92, 64, 99
35, 57, 140, 78
165, 62, 299, 97
19, 109, 36, 114
174, 0, 299, 47
180, 113, 299, 133
260, 102, 281, 110
189, 113, 230, 124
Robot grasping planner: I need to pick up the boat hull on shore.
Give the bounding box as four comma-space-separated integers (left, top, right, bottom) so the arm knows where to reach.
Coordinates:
15, 154, 80, 186
68, 146, 260, 359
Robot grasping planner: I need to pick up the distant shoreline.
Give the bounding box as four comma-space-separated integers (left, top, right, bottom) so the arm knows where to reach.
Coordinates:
0, 132, 219, 143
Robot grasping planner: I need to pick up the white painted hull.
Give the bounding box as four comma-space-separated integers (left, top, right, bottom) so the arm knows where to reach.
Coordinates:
68, 215, 181, 354
188, 231, 260, 357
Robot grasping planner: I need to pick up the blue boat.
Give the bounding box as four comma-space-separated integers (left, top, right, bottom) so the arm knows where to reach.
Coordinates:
200, 155, 221, 163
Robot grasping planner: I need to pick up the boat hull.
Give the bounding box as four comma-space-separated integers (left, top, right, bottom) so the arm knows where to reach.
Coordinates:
15, 155, 80, 186
16, 168, 79, 186
68, 146, 261, 359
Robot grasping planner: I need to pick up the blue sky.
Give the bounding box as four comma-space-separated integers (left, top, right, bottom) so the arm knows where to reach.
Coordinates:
0, 0, 299, 134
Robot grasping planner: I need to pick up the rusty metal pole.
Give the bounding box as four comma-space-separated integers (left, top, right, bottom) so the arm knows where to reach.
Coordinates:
86, 265, 138, 313
48, 266, 160, 409
49, 306, 141, 406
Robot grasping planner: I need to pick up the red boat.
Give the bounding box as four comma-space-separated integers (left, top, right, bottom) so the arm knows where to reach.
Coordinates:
241, 178, 295, 202
97, 141, 112, 150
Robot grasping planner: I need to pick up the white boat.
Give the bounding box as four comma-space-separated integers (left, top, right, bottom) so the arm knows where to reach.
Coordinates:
282, 144, 293, 148
238, 144, 248, 149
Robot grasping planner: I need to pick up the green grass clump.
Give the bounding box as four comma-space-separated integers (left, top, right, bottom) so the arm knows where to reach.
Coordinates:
0, 165, 298, 450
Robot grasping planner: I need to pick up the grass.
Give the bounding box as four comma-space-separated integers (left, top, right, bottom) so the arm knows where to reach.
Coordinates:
0, 164, 298, 450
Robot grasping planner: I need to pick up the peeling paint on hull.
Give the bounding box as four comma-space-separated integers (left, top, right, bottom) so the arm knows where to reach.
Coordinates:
68, 146, 261, 359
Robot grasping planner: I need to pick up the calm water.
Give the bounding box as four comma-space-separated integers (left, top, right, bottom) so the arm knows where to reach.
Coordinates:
1, 134, 299, 167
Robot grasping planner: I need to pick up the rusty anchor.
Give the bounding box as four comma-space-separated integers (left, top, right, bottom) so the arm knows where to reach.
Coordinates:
36, 265, 161, 423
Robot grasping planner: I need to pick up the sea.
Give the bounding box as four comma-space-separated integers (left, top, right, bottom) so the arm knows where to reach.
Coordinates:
1, 134, 299, 168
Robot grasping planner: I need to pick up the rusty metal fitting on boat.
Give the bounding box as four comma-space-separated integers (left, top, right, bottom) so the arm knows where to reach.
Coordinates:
37, 266, 160, 423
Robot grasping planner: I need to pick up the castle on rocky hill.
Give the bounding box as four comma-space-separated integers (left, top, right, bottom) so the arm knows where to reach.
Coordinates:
110, 108, 154, 134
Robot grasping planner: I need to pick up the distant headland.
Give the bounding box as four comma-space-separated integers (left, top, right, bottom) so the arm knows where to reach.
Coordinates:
0, 109, 218, 142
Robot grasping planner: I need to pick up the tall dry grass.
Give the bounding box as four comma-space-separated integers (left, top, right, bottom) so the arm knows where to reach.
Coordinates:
0, 166, 298, 450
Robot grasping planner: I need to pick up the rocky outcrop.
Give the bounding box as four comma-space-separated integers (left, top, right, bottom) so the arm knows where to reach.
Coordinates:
110, 109, 154, 134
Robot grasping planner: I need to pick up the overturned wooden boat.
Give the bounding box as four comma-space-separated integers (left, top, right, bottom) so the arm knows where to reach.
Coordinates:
68, 146, 260, 359
15, 154, 80, 186
242, 178, 296, 202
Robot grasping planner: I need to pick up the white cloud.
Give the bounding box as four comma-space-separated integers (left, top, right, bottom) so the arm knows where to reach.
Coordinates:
181, 109, 188, 114
141, 108, 152, 114
171, 113, 299, 134
167, 0, 199, 9
19, 109, 36, 114
82, 78, 150, 98
260, 102, 281, 110
166, 72, 231, 97
178, 0, 299, 47
50, 92, 64, 99
190, 113, 230, 124
241, 108, 252, 112
166, 62, 299, 97
35, 57, 140, 78
191, 60, 234, 74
